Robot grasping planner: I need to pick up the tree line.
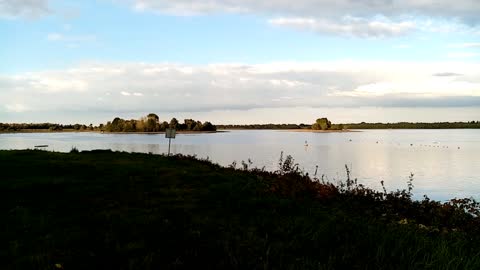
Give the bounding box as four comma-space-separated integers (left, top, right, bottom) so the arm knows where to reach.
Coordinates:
342, 121, 480, 129
103, 114, 216, 132
0, 123, 95, 132
217, 124, 311, 130
311, 118, 480, 130
2, 117, 479, 133
218, 119, 480, 130
0, 113, 216, 133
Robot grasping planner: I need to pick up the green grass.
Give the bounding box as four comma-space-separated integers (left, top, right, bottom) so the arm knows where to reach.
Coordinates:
0, 150, 479, 270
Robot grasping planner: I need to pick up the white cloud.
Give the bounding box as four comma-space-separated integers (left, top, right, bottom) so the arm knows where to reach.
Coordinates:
447, 43, 480, 48
46, 32, 97, 49
268, 16, 415, 37
5, 103, 28, 113
0, 0, 50, 19
128, 0, 480, 37
341, 81, 480, 97
432, 72, 463, 77
447, 52, 480, 58
130, 0, 480, 22
0, 61, 479, 117
46, 32, 96, 42
9, 75, 88, 93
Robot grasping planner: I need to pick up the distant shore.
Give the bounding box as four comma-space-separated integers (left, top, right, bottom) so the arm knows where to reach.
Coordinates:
104, 130, 226, 134
0, 129, 226, 134
282, 129, 358, 133
218, 128, 358, 133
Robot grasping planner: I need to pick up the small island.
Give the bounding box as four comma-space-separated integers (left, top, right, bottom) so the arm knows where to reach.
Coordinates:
102, 114, 216, 133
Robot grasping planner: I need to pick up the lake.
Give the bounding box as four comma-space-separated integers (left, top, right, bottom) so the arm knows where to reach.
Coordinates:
1, 129, 479, 201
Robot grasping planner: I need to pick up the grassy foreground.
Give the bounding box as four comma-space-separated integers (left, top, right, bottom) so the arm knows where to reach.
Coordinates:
1, 150, 480, 270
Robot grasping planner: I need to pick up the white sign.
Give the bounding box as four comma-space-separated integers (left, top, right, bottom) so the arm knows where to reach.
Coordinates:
165, 128, 176, 139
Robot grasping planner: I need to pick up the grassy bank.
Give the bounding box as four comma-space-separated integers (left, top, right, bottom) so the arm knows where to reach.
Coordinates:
1, 150, 479, 269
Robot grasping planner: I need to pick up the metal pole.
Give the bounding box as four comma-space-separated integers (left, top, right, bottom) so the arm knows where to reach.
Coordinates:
168, 137, 171, 156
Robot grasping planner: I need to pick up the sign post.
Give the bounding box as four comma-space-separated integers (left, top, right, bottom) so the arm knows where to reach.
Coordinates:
165, 128, 176, 156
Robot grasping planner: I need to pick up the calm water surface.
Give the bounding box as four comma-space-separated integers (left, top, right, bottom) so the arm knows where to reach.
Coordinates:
1, 129, 479, 201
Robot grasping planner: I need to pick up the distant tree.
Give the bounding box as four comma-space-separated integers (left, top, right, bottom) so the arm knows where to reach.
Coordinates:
111, 117, 125, 132
160, 121, 169, 131
202, 121, 215, 131
145, 118, 157, 132
147, 113, 159, 122
193, 121, 203, 131
136, 119, 145, 132
312, 118, 332, 130
123, 120, 136, 132
49, 125, 62, 131
99, 114, 217, 133
169, 118, 179, 129
184, 119, 195, 130
145, 113, 160, 132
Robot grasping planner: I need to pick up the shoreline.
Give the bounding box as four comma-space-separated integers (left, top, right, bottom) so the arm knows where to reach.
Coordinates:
281, 129, 359, 133
104, 130, 227, 134
218, 128, 359, 133
0, 130, 227, 135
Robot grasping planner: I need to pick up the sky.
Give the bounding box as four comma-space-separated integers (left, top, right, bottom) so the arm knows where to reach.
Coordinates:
1, 0, 480, 124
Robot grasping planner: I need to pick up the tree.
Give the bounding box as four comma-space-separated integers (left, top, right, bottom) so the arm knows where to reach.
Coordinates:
147, 113, 159, 122
312, 118, 332, 130
184, 119, 197, 130
202, 121, 215, 131
145, 113, 160, 132
145, 118, 157, 132
169, 118, 179, 129
160, 121, 169, 131
110, 117, 125, 132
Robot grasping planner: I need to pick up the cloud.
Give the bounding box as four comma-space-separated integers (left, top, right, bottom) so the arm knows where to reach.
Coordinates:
268, 17, 415, 37
1, 61, 479, 117
433, 72, 463, 77
127, 0, 480, 38
46, 32, 97, 49
130, 0, 480, 23
121, 91, 144, 97
447, 52, 480, 58
447, 43, 480, 48
0, 0, 50, 19
340, 81, 480, 97
47, 33, 95, 42
5, 103, 28, 113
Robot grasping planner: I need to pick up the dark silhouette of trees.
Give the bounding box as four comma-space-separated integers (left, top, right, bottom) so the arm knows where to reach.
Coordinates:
101, 114, 217, 132
216, 124, 310, 129
169, 118, 179, 129
312, 118, 332, 130
342, 121, 480, 129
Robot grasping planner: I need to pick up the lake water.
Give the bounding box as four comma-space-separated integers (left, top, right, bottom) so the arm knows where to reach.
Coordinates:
1, 129, 479, 201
